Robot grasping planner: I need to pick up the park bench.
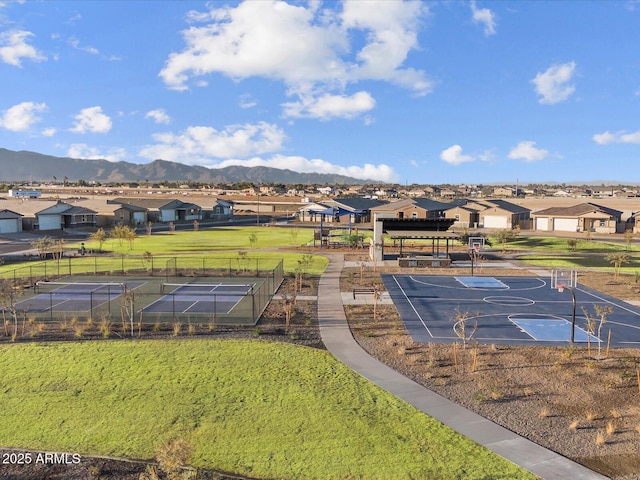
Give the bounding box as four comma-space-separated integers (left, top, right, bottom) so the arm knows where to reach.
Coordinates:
352, 287, 375, 299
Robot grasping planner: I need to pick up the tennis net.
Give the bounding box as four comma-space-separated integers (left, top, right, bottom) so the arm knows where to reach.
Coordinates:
35, 281, 127, 295
160, 283, 254, 295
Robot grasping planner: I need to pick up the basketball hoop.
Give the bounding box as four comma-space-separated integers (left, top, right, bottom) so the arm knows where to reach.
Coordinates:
557, 283, 565, 293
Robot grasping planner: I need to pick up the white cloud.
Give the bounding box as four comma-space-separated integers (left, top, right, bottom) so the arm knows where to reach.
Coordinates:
70, 106, 112, 133
41, 127, 56, 137
470, 1, 497, 36
440, 145, 474, 166
531, 61, 576, 104
238, 93, 258, 109
593, 129, 640, 145
145, 108, 170, 124
0, 101, 46, 131
508, 141, 548, 161
67, 143, 127, 162
282, 91, 376, 120
69, 37, 99, 55
218, 154, 397, 182
0, 29, 46, 66
138, 121, 286, 161
159, 0, 431, 117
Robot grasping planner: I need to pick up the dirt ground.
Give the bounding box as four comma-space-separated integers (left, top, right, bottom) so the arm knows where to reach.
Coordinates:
342, 258, 640, 480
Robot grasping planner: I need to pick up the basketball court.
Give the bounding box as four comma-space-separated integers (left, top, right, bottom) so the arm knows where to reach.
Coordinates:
382, 273, 640, 347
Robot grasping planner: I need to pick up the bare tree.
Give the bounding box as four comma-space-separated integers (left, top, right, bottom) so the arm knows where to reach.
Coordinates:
0, 280, 23, 341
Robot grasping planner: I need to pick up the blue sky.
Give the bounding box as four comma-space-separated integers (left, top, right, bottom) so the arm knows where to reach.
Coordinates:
1, 0, 640, 185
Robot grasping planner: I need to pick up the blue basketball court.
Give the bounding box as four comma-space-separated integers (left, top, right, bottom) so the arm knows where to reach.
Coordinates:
382, 274, 640, 347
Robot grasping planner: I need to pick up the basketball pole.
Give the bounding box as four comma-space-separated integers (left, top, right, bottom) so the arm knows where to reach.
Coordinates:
559, 283, 577, 344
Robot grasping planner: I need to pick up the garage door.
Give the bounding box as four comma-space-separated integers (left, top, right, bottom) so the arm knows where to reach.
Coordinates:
535, 217, 549, 231
553, 218, 578, 232
38, 215, 61, 231
0, 219, 19, 233
133, 212, 146, 224
483, 215, 508, 229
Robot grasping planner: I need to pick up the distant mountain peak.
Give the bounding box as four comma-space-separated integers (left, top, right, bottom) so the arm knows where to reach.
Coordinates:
0, 148, 377, 185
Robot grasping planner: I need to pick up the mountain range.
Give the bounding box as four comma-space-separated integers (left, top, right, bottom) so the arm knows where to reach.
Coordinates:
0, 149, 375, 185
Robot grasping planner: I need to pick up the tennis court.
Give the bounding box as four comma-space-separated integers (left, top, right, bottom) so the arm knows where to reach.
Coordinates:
15, 281, 143, 314
382, 274, 640, 347
142, 282, 256, 316
8, 274, 275, 326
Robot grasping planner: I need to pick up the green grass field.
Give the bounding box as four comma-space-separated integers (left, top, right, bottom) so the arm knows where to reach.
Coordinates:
0, 339, 534, 480
486, 235, 640, 274
93, 226, 315, 253
0, 227, 330, 277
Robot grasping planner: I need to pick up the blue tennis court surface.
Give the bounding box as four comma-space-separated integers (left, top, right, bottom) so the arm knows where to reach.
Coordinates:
382, 274, 640, 347
15, 281, 143, 313
142, 282, 254, 315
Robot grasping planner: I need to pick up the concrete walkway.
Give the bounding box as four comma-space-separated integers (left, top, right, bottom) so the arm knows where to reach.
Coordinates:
317, 253, 609, 480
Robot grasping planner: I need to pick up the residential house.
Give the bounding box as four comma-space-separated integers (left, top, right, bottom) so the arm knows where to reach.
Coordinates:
297, 198, 386, 224
531, 203, 623, 234
443, 200, 481, 229
111, 198, 201, 223
493, 187, 515, 197
0, 209, 23, 234
35, 201, 97, 231
369, 198, 451, 221
195, 198, 234, 220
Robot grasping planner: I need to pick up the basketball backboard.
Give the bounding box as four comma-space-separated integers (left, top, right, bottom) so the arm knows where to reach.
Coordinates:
551, 269, 577, 290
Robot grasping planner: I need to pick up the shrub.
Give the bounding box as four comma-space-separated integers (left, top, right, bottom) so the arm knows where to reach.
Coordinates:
156, 437, 192, 480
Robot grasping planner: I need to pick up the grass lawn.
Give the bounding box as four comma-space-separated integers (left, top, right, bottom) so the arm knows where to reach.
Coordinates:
0, 339, 535, 480
495, 235, 640, 254
85, 226, 315, 253
0, 227, 330, 277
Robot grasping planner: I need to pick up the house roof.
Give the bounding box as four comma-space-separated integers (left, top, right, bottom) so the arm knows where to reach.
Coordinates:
369, 198, 416, 212
111, 197, 191, 210
532, 202, 622, 218
412, 198, 453, 212
36, 202, 75, 216
330, 197, 387, 211
36, 201, 96, 216
482, 199, 531, 215
0, 209, 23, 219
62, 206, 97, 216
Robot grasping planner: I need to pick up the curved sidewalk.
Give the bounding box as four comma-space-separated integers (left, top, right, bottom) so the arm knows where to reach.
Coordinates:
317, 253, 608, 480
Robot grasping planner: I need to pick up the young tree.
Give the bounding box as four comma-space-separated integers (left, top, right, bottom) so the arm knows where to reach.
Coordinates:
624, 229, 635, 251
493, 229, 515, 252
605, 252, 629, 280
89, 228, 108, 252
594, 304, 614, 359
30, 236, 53, 259
124, 226, 136, 249
248, 231, 258, 248
0, 280, 23, 341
